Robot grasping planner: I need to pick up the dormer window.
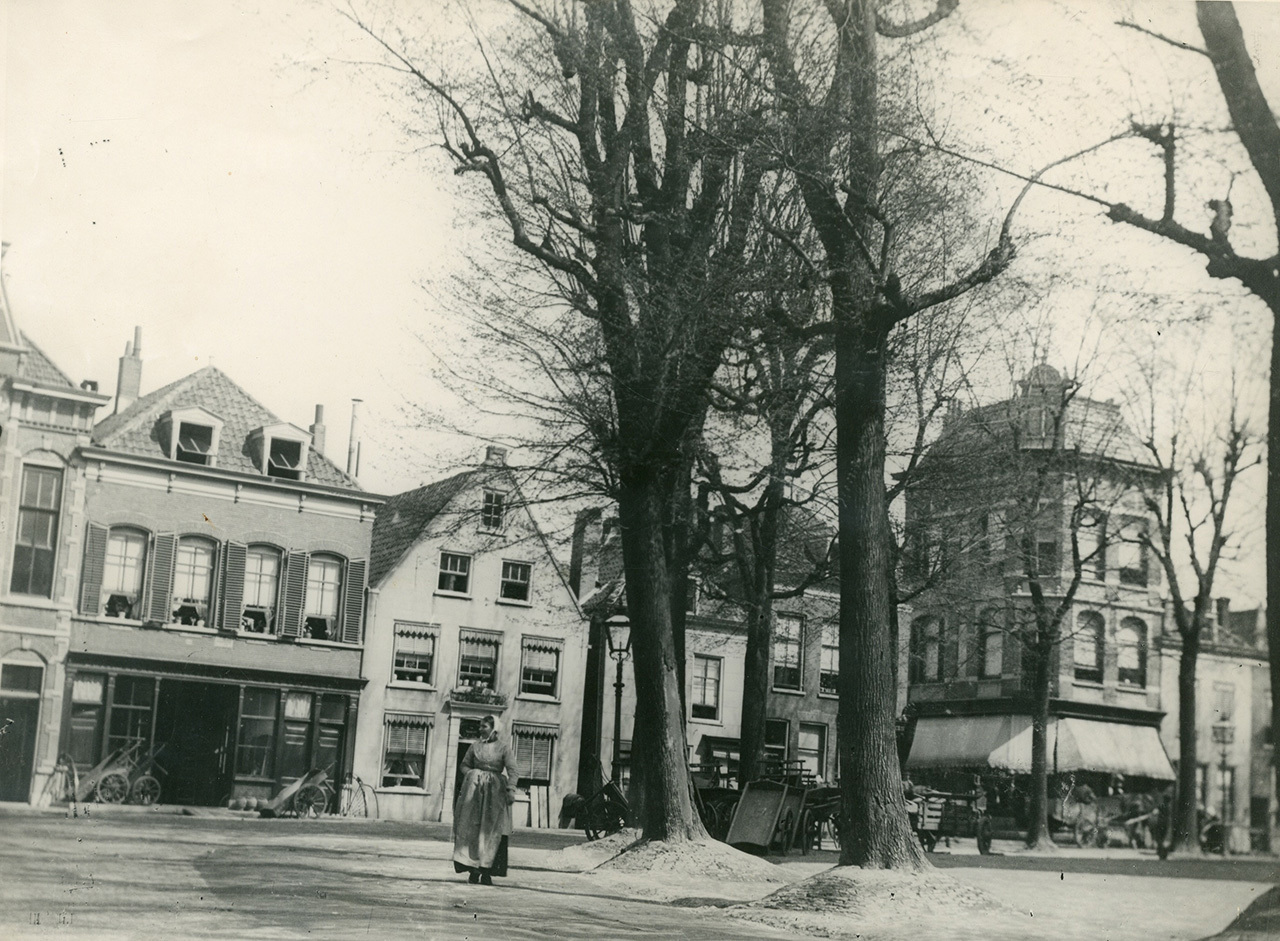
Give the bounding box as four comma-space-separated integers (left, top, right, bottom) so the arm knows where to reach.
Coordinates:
159, 407, 223, 468
176, 423, 214, 465
248, 423, 310, 482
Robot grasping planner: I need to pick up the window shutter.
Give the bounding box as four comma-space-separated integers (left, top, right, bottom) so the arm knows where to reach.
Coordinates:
79, 522, 109, 616
341, 558, 367, 645
219, 542, 248, 632
280, 551, 309, 637
145, 533, 177, 622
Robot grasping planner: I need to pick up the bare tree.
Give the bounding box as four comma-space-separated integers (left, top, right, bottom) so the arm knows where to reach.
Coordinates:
1124, 349, 1262, 855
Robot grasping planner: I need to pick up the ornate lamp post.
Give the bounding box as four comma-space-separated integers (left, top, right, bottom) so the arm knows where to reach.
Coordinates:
605, 618, 632, 784
1212, 723, 1235, 855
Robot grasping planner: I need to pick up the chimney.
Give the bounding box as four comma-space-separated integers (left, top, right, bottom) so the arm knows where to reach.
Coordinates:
80, 379, 99, 392
569, 507, 604, 599
309, 404, 326, 457
346, 398, 363, 478
484, 445, 508, 466
114, 326, 143, 414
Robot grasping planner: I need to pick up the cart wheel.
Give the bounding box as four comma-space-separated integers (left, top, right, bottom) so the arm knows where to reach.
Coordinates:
919, 830, 938, 853
1074, 817, 1097, 848
130, 775, 161, 806
976, 818, 993, 855
96, 772, 129, 804
293, 783, 328, 817
341, 784, 370, 819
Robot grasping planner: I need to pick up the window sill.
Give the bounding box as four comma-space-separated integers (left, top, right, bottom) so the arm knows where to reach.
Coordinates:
388, 681, 438, 691
690, 715, 723, 726
516, 694, 560, 705
434, 590, 473, 601
161, 623, 219, 635
495, 598, 533, 608
771, 687, 805, 697
93, 615, 146, 627
1072, 679, 1105, 690
818, 692, 839, 700
376, 786, 432, 795
294, 638, 360, 649
1117, 682, 1148, 693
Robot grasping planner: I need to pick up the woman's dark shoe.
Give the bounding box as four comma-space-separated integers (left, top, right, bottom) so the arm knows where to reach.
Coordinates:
480, 873, 493, 886
468, 871, 480, 884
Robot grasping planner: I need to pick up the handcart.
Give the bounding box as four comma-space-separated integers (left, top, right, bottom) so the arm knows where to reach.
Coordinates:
906, 784, 992, 854
74, 741, 168, 805
259, 765, 334, 818
798, 786, 843, 853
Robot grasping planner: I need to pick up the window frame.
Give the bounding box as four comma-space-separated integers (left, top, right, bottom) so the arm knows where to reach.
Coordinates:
241, 544, 283, 635
391, 623, 439, 687
171, 535, 218, 626
381, 715, 431, 789
763, 718, 789, 767
457, 630, 501, 689
101, 526, 149, 620
480, 490, 507, 532
819, 621, 839, 697
1073, 611, 1105, 684
1116, 616, 1148, 687
909, 616, 944, 683
513, 728, 554, 785
518, 636, 561, 699
236, 686, 279, 779
978, 608, 1004, 680
437, 551, 472, 596
303, 553, 344, 641
1117, 519, 1149, 587
690, 653, 722, 721
772, 613, 804, 692
11, 463, 64, 598
499, 559, 532, 604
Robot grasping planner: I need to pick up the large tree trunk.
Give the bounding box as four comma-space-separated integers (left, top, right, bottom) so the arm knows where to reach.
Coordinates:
1174, 627, 1203, 854
738, 481, 784, 787
1025, 636, 1054, 849
1270, 310, 1280, 827
617, 470, 708, 842
835, 323, 927, 869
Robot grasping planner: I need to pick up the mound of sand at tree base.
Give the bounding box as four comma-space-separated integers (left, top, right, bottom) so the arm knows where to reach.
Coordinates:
596, 838, 784, 883
549, 828, 643, 872
729, 866, 1028, 939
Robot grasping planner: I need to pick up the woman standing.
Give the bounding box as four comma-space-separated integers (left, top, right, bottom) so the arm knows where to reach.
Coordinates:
452, 714, 518, 885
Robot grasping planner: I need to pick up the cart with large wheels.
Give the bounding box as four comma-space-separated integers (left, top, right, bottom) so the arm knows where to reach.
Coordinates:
907, 785, 993, 855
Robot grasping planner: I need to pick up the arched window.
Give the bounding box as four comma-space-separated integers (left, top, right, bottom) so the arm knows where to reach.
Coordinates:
102, 528, 148, 619
304, 554, 344, 640
910, 616, 943, 683
1117, 617, 1148, 687
242, 545, 282, 634
978, 608, 1003, 679
172, 536, 217, 626
1074, 611, 1105, 684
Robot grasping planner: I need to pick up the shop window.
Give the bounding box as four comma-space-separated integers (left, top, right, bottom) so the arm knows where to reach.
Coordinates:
480, 490, 506, 531
102, 528, 148, 619
315, 696, 346, 779
279, 692, 313, 781
500, 560, 532, 602
68, 673, 105, 768
237, 687, 278, 778
382, 715, 430, 788
303, 554, 343, 640
11, 465, 62, 597
1117, 617, 1148, 687
909, 616, 943, 682
393, 624, 438, 685
691, 654, 721, 720
242, 545, 281, 634
107, 675, 154, 754
820, 622, 839, 695
438, 552, 471, 594
773, 614, 803, 691
172, 537, 216, 626
519, 637, 561, 697
458, 631, 500, 688
1074, 611, 1104, 683
514, 729, 553, 784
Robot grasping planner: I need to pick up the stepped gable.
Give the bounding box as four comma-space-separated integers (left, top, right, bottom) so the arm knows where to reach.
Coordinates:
92, 365, 359, 489
369, 470, 476, 587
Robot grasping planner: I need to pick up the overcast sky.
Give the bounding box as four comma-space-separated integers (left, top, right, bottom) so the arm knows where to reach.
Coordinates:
2, 0, 1275, 602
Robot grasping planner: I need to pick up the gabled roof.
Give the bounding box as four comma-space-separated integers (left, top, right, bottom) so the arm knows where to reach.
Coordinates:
18, 332, 75, 389
370, 470, 475, 586
92, 365, 359, 489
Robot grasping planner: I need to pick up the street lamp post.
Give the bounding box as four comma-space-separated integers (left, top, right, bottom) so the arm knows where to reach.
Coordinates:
606, 620, 632, 785
1212, 723, 1235, 855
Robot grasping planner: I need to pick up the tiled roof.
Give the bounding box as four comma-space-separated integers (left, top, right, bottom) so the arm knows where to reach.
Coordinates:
369, 470, 476, 587
92, 366, 360, 489
18, 332, 75, 388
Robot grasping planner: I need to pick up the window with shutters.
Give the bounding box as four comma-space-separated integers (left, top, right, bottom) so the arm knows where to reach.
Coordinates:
458, 631, 500, 688
303, 554, 343, 640
519, 637, 561, 698
513, 728, 554, 784
237, 687, 278, 778
820, 622, 839, 696
12, 465, 62, 597
773, 614, 803, 691
382, 715, 431, 788
171, 536, 216, 626
437, 552, 471, 595
392, 624, 438, 685
499, 560, 532, 603
242, 545, 282, 634
691, 654, 721, 720
102, 528, 148, 619
480, 490, 506, 532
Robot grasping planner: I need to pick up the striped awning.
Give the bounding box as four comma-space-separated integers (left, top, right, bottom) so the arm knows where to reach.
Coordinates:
906, 715, 1034, 772
459, 629, 501, 647
512, 722, 559, 740
1054, 717, 1174, 781
522, 636, 564, 654
394, 622, 440, 639
385, 712, 434, 728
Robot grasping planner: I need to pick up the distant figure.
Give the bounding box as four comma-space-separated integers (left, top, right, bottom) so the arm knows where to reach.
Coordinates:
452, 714, 518, 885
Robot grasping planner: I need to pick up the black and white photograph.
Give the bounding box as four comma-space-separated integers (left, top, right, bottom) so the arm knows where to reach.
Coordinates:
1, 1, 1278, 938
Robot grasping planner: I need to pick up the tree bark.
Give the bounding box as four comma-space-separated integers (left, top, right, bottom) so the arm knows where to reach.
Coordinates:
1174, 626, 1203, 854
1025, 633, 1054, 849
